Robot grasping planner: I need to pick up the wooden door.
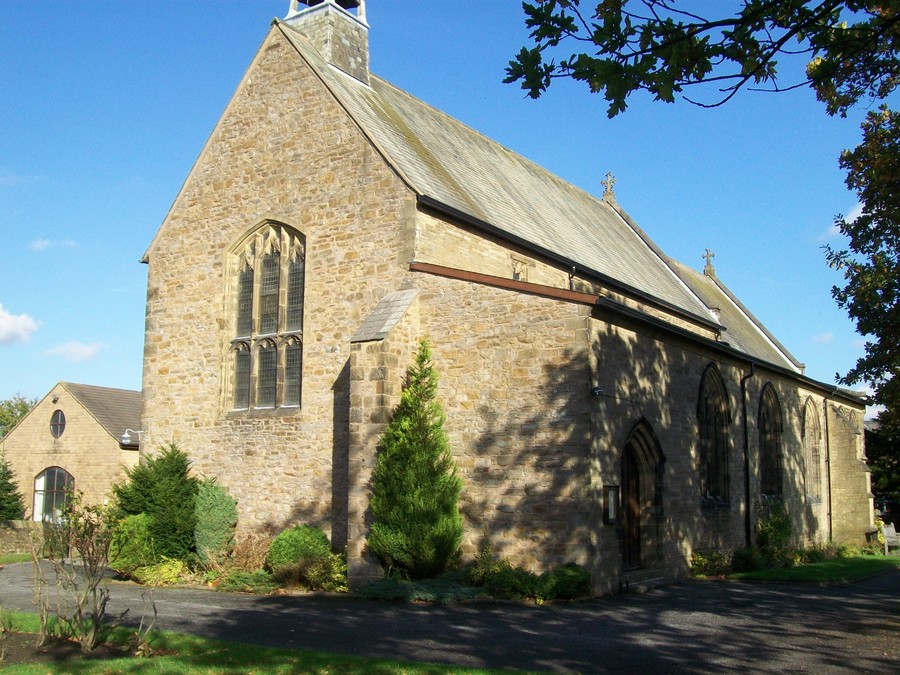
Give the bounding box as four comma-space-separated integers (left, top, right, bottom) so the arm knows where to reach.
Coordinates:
622, 446, 641, 568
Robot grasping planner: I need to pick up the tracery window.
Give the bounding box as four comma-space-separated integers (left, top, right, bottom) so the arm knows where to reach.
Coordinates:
229, 223, 305, 410
698, 364, 730, 504
33, 467, 74, 523
802, 398, 822, 501
759, 384, 784, 497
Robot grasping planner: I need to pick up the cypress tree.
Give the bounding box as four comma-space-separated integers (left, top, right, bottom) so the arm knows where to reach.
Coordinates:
368, 341, 463, 579
0, 450, 25, 519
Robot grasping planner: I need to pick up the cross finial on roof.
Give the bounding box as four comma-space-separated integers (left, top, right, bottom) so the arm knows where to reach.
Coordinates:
602, 172, 617, 204
703, 248, 716, 277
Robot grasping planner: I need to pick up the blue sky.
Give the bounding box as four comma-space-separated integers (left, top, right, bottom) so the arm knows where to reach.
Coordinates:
0, 1, 875, 404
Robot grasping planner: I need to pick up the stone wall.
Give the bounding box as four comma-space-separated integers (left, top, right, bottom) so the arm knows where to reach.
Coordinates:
0, 520, 42, 556
141, 26, 414, 541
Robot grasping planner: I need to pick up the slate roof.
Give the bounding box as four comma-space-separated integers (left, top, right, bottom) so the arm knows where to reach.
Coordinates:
276, 21, 807, 373
276, 22, 713, 327
60, 382, 142, 446
665, 261, 803, 372
350, 289, 419, 343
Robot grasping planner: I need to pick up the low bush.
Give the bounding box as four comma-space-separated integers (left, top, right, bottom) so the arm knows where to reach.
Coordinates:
232, 531, 272, 572
546, 563, 591, 599
218, 570, 279, 594
267, 525, 331, 571
484, 565, 549, 601
109, 513, 156, 577
265, 525, 347, 591
132, 557, 187, 586
304, 552, 348, 592
690, 549, 734, 577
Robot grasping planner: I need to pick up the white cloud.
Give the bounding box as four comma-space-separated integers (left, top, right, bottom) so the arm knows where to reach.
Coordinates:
44, 341, 102, 362
0, 303, 40, 344
845, 202, 864, 223
817, 203, 863, 241
811, 332, 833, 344
817, 222, 841, 241
29, 239, 76, 252
0, 169, 43, 187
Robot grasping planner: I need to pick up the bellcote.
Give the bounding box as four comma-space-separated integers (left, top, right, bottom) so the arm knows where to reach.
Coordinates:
284, 0, 369, 85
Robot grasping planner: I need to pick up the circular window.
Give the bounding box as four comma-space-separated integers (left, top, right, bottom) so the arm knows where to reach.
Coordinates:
50, 410, 66, 438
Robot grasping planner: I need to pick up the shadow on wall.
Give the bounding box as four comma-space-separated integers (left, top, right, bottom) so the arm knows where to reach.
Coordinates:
451, 310, 821, 573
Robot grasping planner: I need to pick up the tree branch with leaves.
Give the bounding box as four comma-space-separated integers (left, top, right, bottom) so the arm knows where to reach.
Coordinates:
507, 1, 900, 447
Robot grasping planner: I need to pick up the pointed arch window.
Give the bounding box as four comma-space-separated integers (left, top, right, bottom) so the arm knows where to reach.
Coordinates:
698, 364, 730, 505
759, 384, 784, 497
802, 398, 822, 501
229, 223, 305, 410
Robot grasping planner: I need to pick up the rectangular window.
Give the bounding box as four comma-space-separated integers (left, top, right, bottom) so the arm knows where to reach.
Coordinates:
237, 267, 253, 336
259, 253, 280, 334
257, 345, 277, 407
287, 258, 305, 331
284, 342, 302, 406
234, 349, 250, 409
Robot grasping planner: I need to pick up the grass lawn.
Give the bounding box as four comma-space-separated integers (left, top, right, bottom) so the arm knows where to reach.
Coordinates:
727, 555, 900, 583
1, 611, 520, 674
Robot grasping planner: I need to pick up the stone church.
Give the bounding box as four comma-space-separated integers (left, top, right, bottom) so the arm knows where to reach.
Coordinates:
140, 0, 872, 591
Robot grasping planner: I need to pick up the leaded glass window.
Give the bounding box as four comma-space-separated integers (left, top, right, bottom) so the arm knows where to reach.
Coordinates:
228, 223, 305, 410
759, 384, 783, 497
802, 399, 822, 501
698, 365, 730, 504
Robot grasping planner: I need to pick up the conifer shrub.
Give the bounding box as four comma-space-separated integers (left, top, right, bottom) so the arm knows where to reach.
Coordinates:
113, 443, 200, 562
109, 513, 156, 577
368, 341, 463, 580
194, 479, 237, 567
0, 450, 25, 520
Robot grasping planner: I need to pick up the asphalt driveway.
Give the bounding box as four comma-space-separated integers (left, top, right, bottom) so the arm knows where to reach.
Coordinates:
1, 562, 898, 673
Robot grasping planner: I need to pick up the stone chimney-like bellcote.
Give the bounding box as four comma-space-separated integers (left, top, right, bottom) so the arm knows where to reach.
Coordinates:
284, 0, 369, 85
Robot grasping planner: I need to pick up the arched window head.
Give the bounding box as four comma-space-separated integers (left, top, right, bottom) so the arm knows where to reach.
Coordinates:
33, 466, 74, 523
802, 398, 822, 501
228, 222, 305, 410
758, 384, 784, 497
697, 364, 730, 504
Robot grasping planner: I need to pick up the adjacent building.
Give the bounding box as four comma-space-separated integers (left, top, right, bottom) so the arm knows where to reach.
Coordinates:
0, 382, 141, 521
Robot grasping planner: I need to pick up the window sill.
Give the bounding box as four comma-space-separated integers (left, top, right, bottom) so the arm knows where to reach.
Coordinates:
226, 407, 301, 419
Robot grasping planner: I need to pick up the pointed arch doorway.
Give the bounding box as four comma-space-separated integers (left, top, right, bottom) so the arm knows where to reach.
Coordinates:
621, 420, 665, 570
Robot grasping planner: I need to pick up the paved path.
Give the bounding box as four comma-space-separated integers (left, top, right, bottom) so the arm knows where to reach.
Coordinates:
1, 562, 898, 672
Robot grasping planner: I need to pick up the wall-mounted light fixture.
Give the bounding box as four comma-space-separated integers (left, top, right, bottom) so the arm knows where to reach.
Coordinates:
603, 485, 620, 525
591, 387, 603, 397
52, 395, 59, 403
121, 429, 143, 445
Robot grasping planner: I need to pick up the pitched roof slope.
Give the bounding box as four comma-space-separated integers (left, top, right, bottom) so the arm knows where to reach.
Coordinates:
665, 259, 803, 373
60, 382, 142, 441
276, 22, 714, 326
